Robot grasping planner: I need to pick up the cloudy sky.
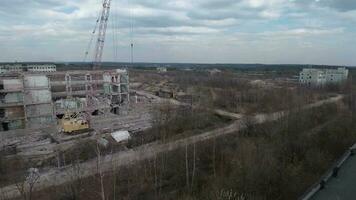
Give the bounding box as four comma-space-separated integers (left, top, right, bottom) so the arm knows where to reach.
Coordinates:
0, 0, 356, 65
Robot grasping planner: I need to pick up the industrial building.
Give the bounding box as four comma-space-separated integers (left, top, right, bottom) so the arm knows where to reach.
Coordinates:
299, 67, 349, 86
0, 67, 130, 131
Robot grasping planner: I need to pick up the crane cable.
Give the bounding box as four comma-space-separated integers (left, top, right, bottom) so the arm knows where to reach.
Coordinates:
110, 0, 119, 62
83, 2, 103, 62
129, 0, 134, 65
86, 0, 135, 64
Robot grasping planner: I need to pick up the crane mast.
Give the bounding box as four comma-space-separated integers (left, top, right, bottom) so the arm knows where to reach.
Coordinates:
93, 0, 112, 70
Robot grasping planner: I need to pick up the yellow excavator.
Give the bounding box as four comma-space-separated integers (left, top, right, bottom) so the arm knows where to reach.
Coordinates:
60, 111, 90, 134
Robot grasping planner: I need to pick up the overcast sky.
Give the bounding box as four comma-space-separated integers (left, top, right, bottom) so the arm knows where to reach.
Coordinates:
0, 0, 356, 65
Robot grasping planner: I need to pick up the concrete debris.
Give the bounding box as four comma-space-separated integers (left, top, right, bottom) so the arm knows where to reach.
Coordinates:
111, 131, 131, 143
97, 138, 109, 147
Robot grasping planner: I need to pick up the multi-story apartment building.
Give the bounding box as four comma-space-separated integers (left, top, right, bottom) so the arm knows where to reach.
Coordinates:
0, 64, 57, 74
299, 67, 349, 86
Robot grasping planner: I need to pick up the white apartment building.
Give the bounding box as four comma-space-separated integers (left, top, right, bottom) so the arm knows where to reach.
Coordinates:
299, 67, 349, 86
0, 64, 56, 74
27, 64, 56, 73
157, 67, 167, 73
0, 64, 24, 74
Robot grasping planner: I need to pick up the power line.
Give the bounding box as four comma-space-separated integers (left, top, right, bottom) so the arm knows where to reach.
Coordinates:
110, 0, 119, 62
83, 11, 101, 62
129, 0, 134, 65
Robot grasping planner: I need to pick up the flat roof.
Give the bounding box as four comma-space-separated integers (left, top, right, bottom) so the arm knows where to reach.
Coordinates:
311, 153, 356, 200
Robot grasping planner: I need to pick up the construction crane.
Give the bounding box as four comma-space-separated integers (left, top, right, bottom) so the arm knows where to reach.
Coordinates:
93, 0, 112, 70
85, 0, 111, 120
60, 0, 112, 134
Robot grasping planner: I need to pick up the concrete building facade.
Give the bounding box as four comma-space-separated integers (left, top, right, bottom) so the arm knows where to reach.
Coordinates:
0, 74, 55, 131
103, 69, 130, 113
0, 69, 130, 131
299, 67, 349, 86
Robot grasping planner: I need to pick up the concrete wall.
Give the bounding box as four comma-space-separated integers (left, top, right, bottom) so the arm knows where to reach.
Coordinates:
25, 90, 51, 104
23, 74, 54, 128
1, 119, 25, 131
55, 98, 85, 110
2, 79, 23, 90
24, 75, 49, 88
0, 107, 24, 119
27, 116, 53, 129
26, 104, 53, 117
8, 120, 25, 130
4, 93, 23, 104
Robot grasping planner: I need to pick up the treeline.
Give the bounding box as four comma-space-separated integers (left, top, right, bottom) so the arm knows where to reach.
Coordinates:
172, 70, 331, 114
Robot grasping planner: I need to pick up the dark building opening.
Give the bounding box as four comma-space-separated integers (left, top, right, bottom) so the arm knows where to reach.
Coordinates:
2, 122, 9, 131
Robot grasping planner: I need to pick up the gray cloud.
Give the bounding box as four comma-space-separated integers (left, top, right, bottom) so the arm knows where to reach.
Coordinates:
325, 0, 356, 11
295, 0, 356, 11
0, 0, 355, 65
199, 0, 241, 9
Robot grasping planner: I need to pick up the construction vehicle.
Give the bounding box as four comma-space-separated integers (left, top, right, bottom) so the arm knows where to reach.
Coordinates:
60, 111, 90, 134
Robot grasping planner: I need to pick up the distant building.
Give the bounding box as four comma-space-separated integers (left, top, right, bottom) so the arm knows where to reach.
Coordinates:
0, 64, 24, 74
157, 67, 167, 73
299, 67, 349, 86
27, 64, 56, 73
0, 64, 57, 74
208, 68, 222, 75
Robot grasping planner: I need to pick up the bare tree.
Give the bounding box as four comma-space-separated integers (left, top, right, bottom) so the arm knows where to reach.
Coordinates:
0, 188, 9, 200
191, 143, 196, 190
110, 148, 119, 200
96, 143, 105, 200
62, 160, 84, 200
16, 168, 40, 200
185, 143, 190, 190
154, 155, 158, 198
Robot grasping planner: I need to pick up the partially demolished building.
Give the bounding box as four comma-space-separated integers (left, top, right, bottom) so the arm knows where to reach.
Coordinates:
0, 64, 130, 131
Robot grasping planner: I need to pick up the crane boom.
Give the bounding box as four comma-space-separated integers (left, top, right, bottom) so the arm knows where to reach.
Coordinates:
93, 0, 112, 70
